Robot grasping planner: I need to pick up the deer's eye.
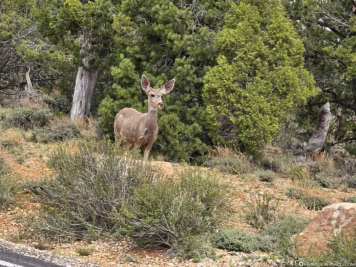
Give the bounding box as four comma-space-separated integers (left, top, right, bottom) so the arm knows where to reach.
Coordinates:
150, 94, 155, 97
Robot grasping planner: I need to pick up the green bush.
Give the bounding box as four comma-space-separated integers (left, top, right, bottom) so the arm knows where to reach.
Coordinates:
262, 215, 310, 256
30, 140, 156, 240
255, 169, 276, 182
314, 171, 341, 189
243, 194, 279, 229
44, 95, 71, 114
288, 167, 311, 181
0, 157, 17, 209
300, 195, 330, 211
176, 234, 217, 262
258, 156, 282, 173
311, 228, 356, 264
285, 187, 305, 200
4, 108, 50, 130
211, 228, 275, 253
33, 121, 81, 143
203, 153, 254, 175
342, 175, 356, 188
343, 196, 356, 203
119, 169, 230, 258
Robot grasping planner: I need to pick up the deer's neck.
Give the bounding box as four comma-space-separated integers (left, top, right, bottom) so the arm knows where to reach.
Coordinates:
146, 107, 158, 128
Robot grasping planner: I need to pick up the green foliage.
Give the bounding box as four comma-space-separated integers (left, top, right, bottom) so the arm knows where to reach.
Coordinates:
342, 175, 356, 189
176, 234, 217, 262
43, 95, 71, 114
285, 187, 305, 200
33, 121, 81, 143
98, 0, 232, 162
203, 0, 317, 154
283, 0, 356, 147
312, 228, 356, 264
288, 167, 311, 181
314, 171, 341, 189
119, 169, 230, 258
243, 193, 279, 229
203, 152, 255, 175
343, 196, 356, 203
0, 157, 17, 209
300, 195, 330, 211
262, 215, 310, 256
255, 169, 276, 183
4, 108, 51, 130
31, 140, 156, 240
284, 186, 329, 210
211, 228, 275, 253
75, 247, 92, 257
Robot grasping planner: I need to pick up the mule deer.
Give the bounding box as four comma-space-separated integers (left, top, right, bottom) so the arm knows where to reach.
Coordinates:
114, 74, 175, 160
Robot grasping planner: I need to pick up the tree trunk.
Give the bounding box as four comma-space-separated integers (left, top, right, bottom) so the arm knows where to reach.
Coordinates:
25, 67, 35, 95
70, 66, 99, 120
70, 28, 99, 121
296, 102, 332, 156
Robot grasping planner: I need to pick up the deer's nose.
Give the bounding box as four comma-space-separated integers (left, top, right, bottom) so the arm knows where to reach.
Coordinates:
158, 102, 164, 108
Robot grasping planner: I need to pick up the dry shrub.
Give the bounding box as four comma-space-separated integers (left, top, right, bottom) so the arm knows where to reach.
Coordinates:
29, 139, 157, 240
203, 147, 255, 175
119, 168, 231, 259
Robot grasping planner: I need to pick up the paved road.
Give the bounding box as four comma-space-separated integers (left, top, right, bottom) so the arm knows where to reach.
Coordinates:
0, 248, 62, 267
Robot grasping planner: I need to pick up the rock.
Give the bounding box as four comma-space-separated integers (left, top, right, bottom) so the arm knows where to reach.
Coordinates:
150, 161, 174, 177
295, 202, 356, 257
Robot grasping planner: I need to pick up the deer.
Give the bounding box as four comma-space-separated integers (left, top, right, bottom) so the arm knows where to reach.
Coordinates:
114, 74, 175, 160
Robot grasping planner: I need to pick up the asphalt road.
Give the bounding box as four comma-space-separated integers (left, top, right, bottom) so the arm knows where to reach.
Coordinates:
0, 247, 62, 267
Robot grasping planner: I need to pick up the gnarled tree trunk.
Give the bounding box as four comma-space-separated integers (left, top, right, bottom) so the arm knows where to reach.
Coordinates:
70, 66, 99, 120
296, 102, 332, 156
70, 28, 99, 121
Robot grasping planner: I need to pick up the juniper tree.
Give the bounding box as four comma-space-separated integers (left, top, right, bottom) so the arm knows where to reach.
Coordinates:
203, 0, 318, 154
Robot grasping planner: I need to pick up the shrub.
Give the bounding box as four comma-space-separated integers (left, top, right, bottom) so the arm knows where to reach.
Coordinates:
119, 169, 230, 258
259, 157, 282, 173
44, 95, 71, 114
312, 228, 356, 264
285, 187, 305, 200
300, 195, 330, 211
343, 196, 356, 203
176, 234, 217, 262
255, 169, 276, 182
30, 140, 156, 240
262, 215, 310, 256
4, 108, 50, 130
33, 121, 81, 143
342, 175, 356, 188
75, 247, 92, 257
288, 167, 311, 181
243, 194, 279, 229
203, 152, 254, 175
314, 171, 342, 189
211, 228, 275, 253
22, 179, 48, 195
0, 157, 17, 209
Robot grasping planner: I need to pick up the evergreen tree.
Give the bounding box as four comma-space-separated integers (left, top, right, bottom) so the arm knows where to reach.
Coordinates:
283, 0, 356, 149
99, 0, 231, 162
32, 0, 117, 120
203, 0, 318, 154
0, 0, 67, 97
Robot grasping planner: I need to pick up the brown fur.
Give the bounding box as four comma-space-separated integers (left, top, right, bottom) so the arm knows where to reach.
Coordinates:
114, 75, 175, 160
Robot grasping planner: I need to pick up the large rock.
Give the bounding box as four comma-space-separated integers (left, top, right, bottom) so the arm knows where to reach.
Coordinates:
295, 203, 356, 257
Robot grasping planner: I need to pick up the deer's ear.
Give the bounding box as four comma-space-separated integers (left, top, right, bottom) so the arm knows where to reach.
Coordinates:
141, 75, 150, 92
161, 79, 175, 94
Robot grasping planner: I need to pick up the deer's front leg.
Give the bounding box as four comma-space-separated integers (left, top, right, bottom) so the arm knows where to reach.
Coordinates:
144, 144, 153, 161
